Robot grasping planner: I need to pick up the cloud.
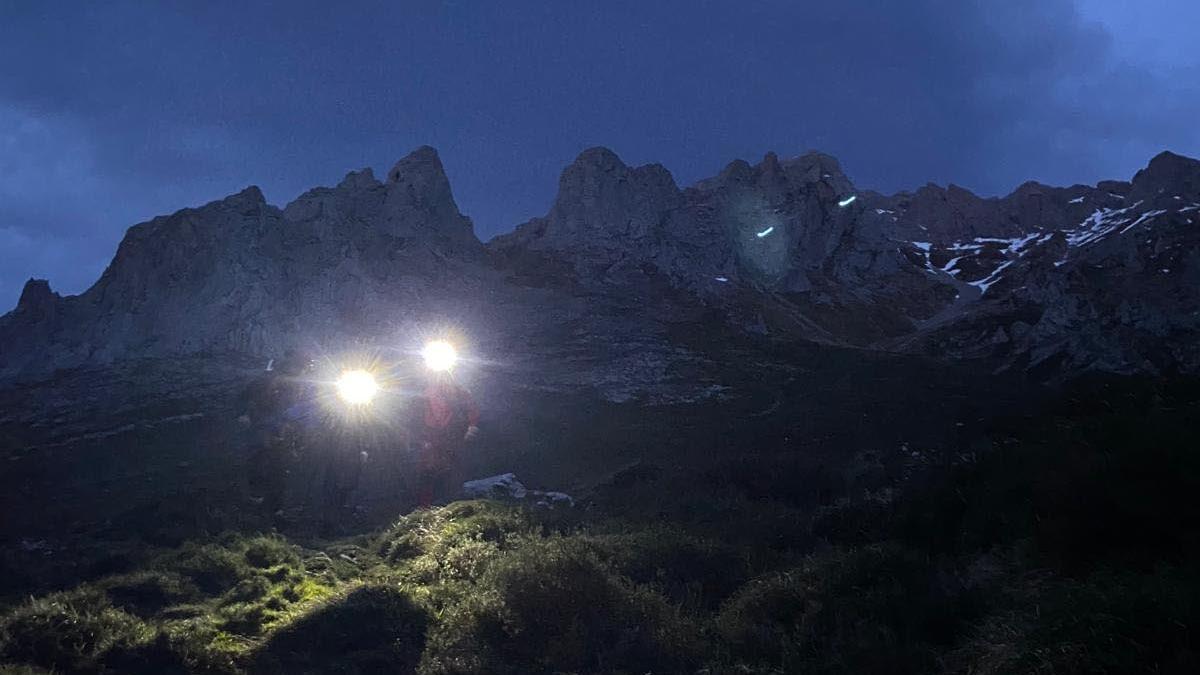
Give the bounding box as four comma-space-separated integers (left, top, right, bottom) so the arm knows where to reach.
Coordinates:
959, 1, 1200, 189
0, 0, 1197, 311
0, 105, 118, 308
0, 105, 107, 228
0, 225, 106, 310
0, 103, 264, 309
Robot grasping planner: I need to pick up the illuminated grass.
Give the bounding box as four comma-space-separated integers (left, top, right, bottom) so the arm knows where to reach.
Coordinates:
2, 380, 1198, 673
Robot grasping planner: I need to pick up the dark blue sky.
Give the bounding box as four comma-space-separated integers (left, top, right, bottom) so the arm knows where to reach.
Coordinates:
2, 0, 1198, 309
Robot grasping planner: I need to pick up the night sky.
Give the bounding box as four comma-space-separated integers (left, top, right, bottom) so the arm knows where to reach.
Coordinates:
2, 0, 1197, 310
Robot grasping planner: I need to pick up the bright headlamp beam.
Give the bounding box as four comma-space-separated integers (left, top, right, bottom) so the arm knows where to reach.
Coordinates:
422, 340, 458, 372
755, 226, 775, 238
838, 195, 857, 207
336, 370, 379, 405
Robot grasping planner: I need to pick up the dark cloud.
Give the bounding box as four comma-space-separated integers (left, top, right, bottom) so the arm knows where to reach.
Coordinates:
1, 0, 1197, 309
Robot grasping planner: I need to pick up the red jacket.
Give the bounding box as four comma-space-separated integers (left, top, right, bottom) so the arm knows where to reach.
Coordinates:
422, 380, 479, 433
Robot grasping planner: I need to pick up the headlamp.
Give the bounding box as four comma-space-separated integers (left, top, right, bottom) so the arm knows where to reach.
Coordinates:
422, 340, 458, 372
336, 369, 379, 405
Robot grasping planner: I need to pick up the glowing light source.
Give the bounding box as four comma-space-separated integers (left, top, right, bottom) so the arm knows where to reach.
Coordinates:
838, 195, 857, 207
755, 226, 775, 238
336, 370, 379, 405
422, 340, 458, 372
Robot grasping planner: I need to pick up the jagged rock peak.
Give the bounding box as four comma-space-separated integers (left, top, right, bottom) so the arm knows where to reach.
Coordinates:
562, 147, 676, 182
554, 146, 680, 201
718, 158, 754, 181
777, 150, 844, 173
382, 145, 467, 222
1144, 150, 1200, 174
491, 146, 683, 253
228, 185, 267, 205
16, 278, 57, 315
1131, 150, 1200, 201
571, 146, 626, 170
713, 150, 851, 191
761, 151, 782, 173
1097, 179, 1131, 195
387, 145, 445, 184
338, 167, 379, 190
1011, 180, 1052, 197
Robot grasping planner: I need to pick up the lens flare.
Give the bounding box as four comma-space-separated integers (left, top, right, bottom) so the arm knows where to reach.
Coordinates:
336, 369, 379, 405
422, 340, 458, 372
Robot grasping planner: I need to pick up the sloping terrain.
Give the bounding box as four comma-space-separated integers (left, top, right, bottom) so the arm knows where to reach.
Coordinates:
2, 376, 1197, 674
1, 145, 1199, 673
4, 147, 1199, 387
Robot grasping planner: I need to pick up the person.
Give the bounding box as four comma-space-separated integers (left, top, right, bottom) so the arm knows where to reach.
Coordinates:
317, 433, 370, 533
237, 349, 317, 527
412, 373, 480, 507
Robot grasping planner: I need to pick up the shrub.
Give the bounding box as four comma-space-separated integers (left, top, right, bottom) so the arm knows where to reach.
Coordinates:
253, 584, 428, 674
99, 629, 238, 675
893, 394, 1200, 572
216, 601, 279, 636
243, 536, 300, 569
222, 575, 273, 604
0, 590, 146, 672
102, 571, 201, 618
716, 545, 981, 674
380, 501, 547, 563
420, 538, 702, 675
1019, 567, 1199, 674
945, 564, 1200, 675
171, 544, 248, 596
586, 528, 752, 609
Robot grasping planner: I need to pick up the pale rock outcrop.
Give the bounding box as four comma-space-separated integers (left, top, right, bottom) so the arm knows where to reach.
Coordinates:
4, 144, 1200, 386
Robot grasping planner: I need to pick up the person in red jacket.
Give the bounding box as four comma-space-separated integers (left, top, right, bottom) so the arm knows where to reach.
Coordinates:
413, 373, 480, 506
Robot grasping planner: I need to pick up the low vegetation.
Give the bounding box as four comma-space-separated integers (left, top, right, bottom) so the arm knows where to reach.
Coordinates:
3, 378, 1198, 673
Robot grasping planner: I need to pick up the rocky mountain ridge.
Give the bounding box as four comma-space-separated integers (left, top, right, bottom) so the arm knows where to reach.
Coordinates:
3, 145, 1199, 388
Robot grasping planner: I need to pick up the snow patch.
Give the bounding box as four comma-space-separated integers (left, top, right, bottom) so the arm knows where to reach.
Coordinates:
942, 256, 964, 274
969, 260, 1014, 294
1003, 233, 1041, 256
1069, 196, 1085, 204
948, 242, 984, 252
1119, 209, 1167, 234
1063, 202, 1143, 247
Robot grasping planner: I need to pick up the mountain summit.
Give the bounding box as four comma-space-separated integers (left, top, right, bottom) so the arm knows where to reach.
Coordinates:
3, 146, 1199, 382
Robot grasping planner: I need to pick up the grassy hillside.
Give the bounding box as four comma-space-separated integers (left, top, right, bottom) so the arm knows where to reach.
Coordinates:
2, 376, 1198, 674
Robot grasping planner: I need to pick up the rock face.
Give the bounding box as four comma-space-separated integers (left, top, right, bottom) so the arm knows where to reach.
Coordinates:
0, 147, 489, 378
493, 149, 955, 344
877, 150, 1200, 376
900, 155, 1200, 375
494, 146, 1200, 376
3, 144, 1199, 386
